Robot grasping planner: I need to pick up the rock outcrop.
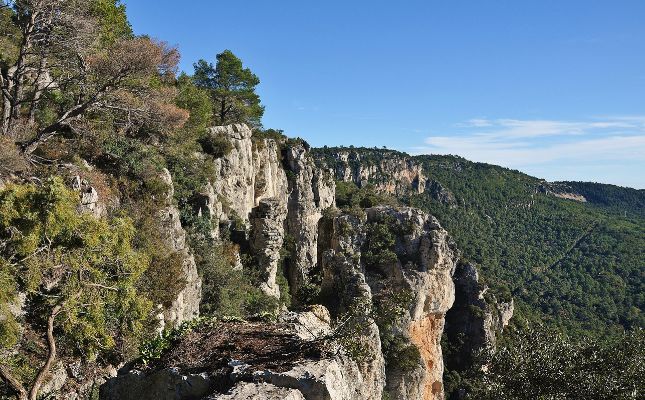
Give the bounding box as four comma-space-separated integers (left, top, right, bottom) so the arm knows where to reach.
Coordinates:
208, 124, 289, 225
365, 207, 458, 400
319, 214, 387, 400
71, 175, 104, 217
158, 168, 201, 328
100, 308, 382, 400
315, 149, 426, 195
284, 143, 335, 293
250, 198, 288, 297
537, 181, 587, 202
95, 127, 508, 400
444, 262, 514, 372
317, 206, 459, 400
313, 149, 456, 208
203, 125, 335, 297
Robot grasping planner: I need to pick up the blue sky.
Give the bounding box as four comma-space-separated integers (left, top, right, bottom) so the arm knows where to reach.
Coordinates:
124, 0, 645, 188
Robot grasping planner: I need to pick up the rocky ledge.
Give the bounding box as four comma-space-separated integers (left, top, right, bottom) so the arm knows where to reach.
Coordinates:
100, 307, 379, 400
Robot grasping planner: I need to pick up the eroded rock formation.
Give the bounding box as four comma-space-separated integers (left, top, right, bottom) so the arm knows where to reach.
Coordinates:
444, 262, 514, 372
250, 198, 288, 297
317, 206, 459, 400
203, 124, 335, 296
284, 144, 336, 292
158, 168, 202, 328
317, 149, 427, 195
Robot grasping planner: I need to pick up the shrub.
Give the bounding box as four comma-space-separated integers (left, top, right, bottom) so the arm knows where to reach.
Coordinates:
199, 133, 233, 158
372, 285, 419, 371
363, 220, 398, 271
461, 326, 645, 399
0, 178, 153, 396
0, 136, 28, 175
139, 252, 187, 307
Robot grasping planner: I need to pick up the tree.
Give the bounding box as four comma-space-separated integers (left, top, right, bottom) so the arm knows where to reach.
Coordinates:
174, 72, 213, 136
0, 178, 151, 400
0, 0, 186, 155
193, 50, 264, 127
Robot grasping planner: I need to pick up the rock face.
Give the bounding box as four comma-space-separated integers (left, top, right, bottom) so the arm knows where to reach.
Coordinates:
284, 144, 336, 293
315, 149, 426, 195
318, 206, 459, 400
158, 168, 201, 328
365, 207, 458, 400
209, 124, 289, 225
249, 198, 288, 297
71, 175, 104, 217
313, 149, 457, 208
252, 356, 375, 400
204, 125, 335, 297
444, 262, 514, 372
537, 181, 587, 202
319, 215, 386, 400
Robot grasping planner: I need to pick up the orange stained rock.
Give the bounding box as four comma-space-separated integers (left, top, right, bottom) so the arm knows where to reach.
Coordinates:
409, 313, 446, 400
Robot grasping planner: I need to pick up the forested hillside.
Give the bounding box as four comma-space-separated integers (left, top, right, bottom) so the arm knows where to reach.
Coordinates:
314, 148, 645, 335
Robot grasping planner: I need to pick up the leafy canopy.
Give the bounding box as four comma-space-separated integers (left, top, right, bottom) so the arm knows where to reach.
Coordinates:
193, 50, 264, 127
0, 178, 151, 357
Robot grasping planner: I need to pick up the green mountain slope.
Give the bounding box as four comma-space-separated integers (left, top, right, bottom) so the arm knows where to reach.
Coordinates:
314, 148, 644, 335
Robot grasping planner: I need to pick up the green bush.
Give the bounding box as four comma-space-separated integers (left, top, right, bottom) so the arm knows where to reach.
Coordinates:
372, 285, 419, 371
198, 133, 233, 158
363, 219, 398, 270
0, 178, 153, 394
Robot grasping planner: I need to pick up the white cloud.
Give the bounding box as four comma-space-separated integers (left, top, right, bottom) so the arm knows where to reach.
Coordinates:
414, 116, 645, 187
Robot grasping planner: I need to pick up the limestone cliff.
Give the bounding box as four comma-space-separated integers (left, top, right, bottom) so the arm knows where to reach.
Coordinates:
313, 148, 456, 207
208, 124, 289, 224
317, 206, 459, 400
95, 126, 512, 400
315, 148, 426, 195
202, 124, 335, 297
283, 143, 336, 292
158, 168, 202, 328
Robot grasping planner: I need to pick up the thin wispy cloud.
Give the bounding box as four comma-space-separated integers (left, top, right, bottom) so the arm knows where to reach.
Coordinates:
413, 117, 645, 188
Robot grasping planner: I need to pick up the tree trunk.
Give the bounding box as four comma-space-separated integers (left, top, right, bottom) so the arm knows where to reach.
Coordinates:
219, 98, 226, 125
9, 12, 36, 123
1, 66, 17, 136
28, 304, 61, 400
28, 56, 50, 125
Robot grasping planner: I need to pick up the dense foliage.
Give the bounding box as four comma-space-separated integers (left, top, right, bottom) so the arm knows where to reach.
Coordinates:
561, 181, 645, 217
454, 325, 644, 399
0, 178, 151, 399
408, 154, 644, 335
0, 1, 276, 398
193, 50, 264, 128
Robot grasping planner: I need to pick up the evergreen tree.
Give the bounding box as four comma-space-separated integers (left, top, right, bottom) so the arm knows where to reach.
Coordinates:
193, 50, 264, 127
